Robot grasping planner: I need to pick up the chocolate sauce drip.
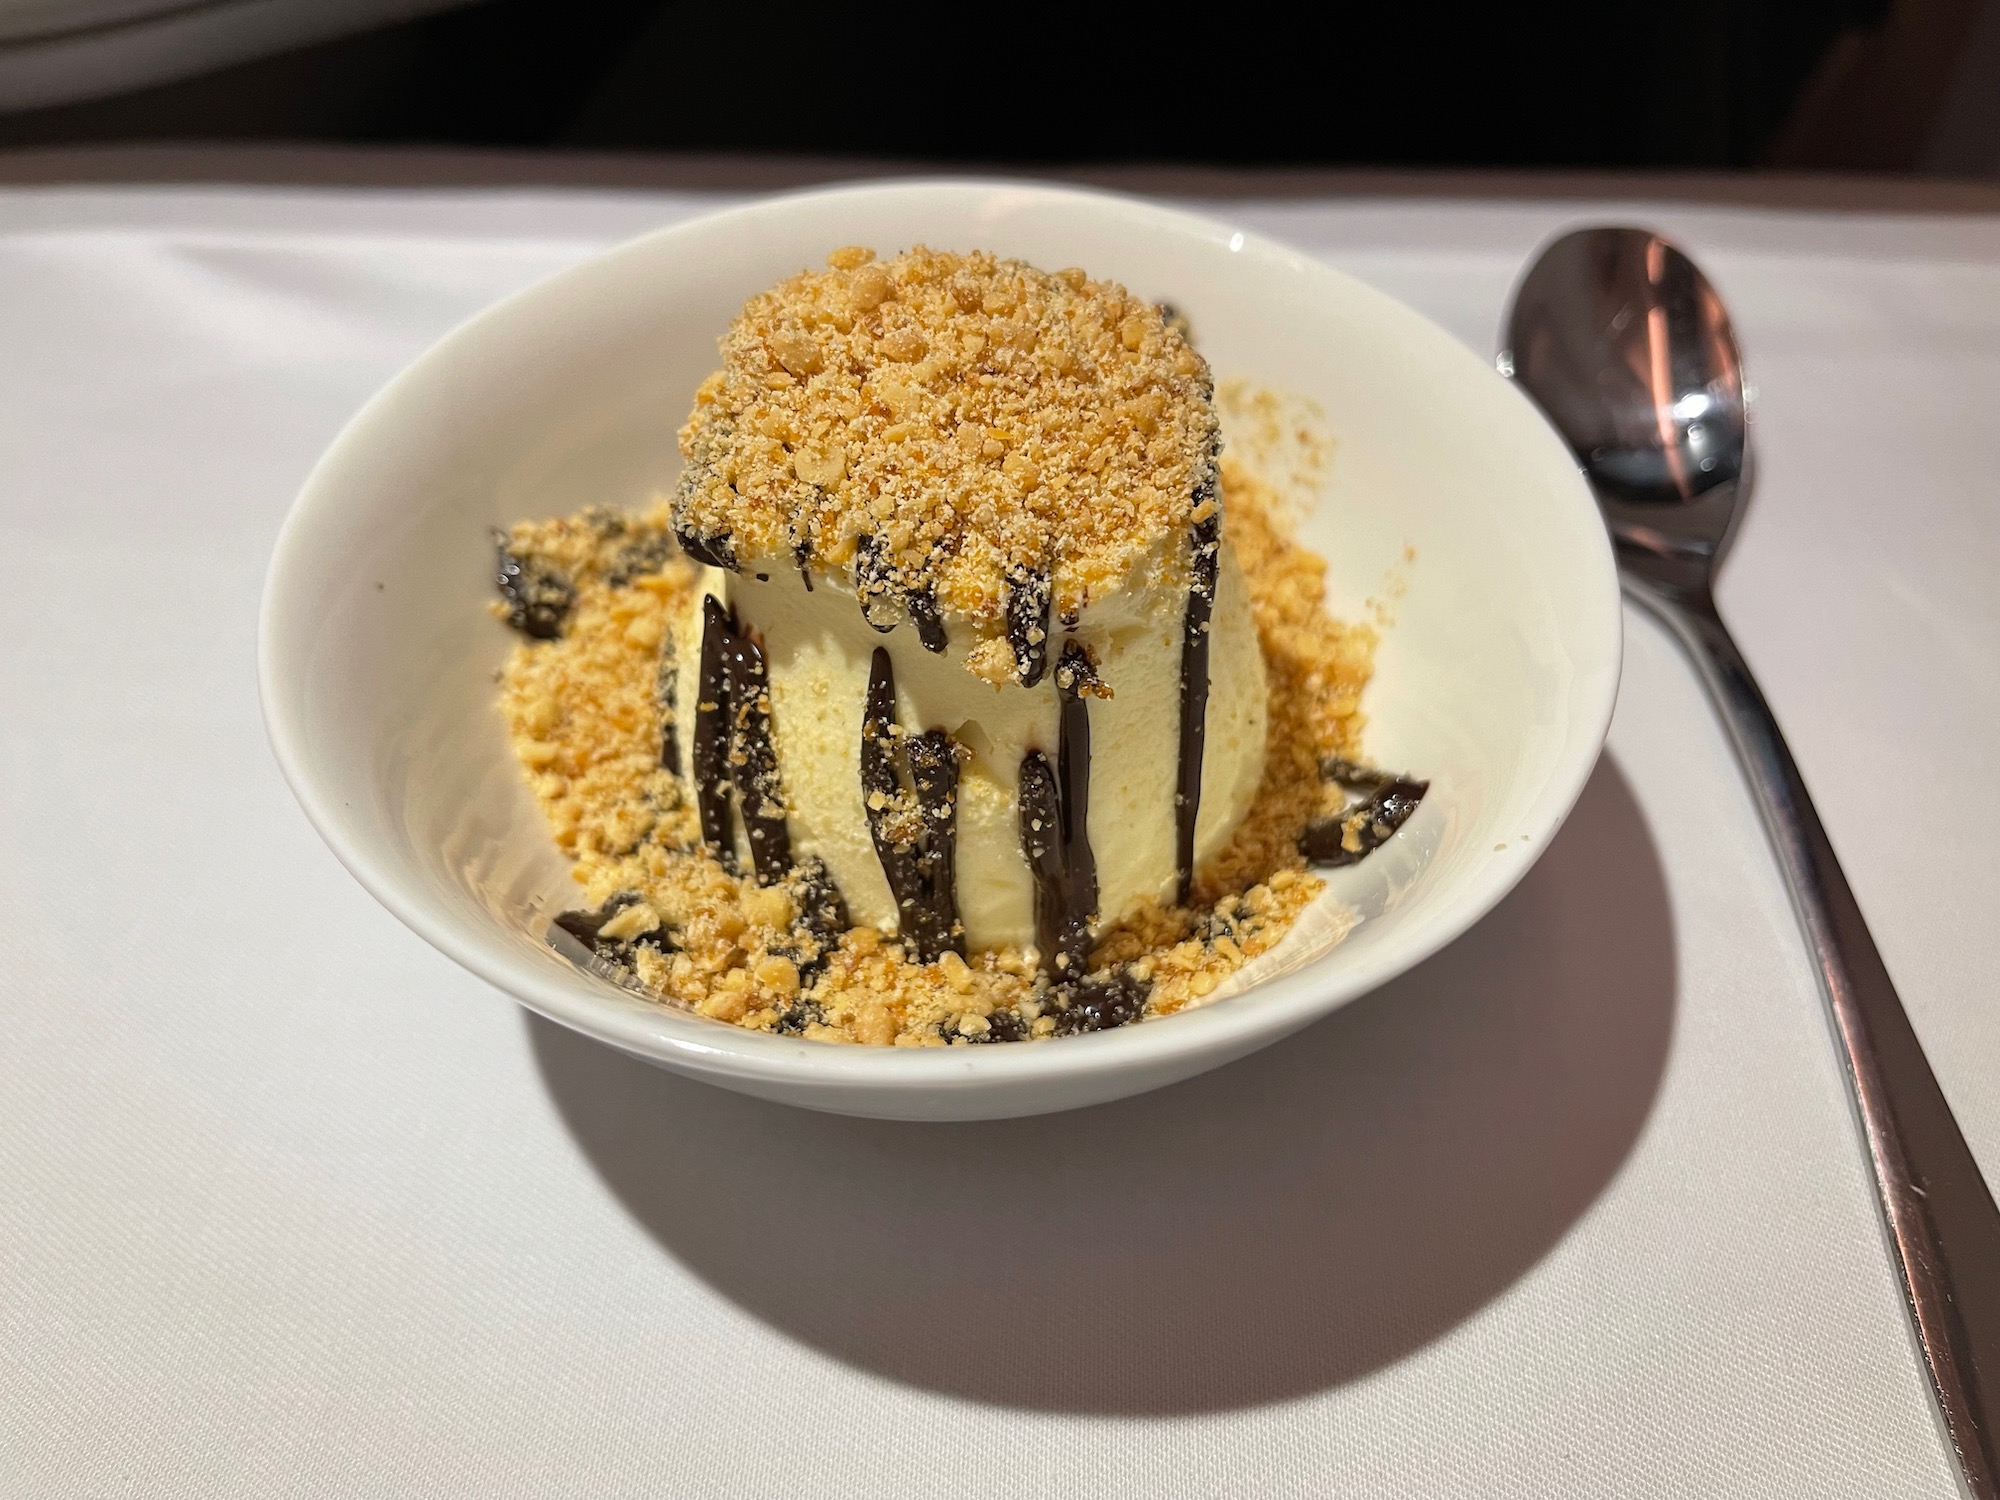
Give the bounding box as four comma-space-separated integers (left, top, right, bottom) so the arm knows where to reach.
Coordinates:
673, 521, 738, 572
859, 647, 965, 962
860, 646, 902, 812
1018, 751, 1067, 979
854, 534, 946, 650
550, 901, 619, 953
763, 854, 850, 1000
1299, 762, 1430, 866
946, 1007, 1030, 1044
493, 533, 573, 639
789, 855, 851, 969
905, 729, 962, 954
1017, 642, 1103, 983
794, 534, 815, 592
908, 589, 949, 653
719, 621, 793, 884
549, 892, 676, 976
1173, 486, 1222, 905
984, 1009, 1029, 1043
1053, 643, 1100, 975
692, 596, 738, 870
694, 594, 853, 929
774, 1000, 825, 1035
1051, 970, 1149, 1035
854, 535, 899, 635
1005, 566, 1052, 686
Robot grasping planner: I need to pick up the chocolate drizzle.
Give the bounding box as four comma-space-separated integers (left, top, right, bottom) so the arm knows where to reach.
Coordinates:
907, 590, 949, 654
1299, 759, 1430, 866
493, 532, 573, 639
1051, 970, 1149, 1035
1018, 641, 1102, 981
861, 648, 965, 962
693, 594, 802, 884
854, 535, 899, 635
719, 620, 793, 884
1173, 474, 1222, 905
940, 1006, 1031, 1044
1018, 752, 1067, 978
855, 534, 947, 651
789, 855, 851, 966
692, 596, 738, 869
1005, 566, 1052, 687
549, 891, 676, 981
674, 521, 738, 572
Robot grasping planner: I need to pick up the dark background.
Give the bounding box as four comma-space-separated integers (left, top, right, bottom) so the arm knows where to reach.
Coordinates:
3, 0, 1996, 177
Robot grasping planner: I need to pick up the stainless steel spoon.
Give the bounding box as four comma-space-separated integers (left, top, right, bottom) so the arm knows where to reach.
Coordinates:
1503, 226, 2000, 1498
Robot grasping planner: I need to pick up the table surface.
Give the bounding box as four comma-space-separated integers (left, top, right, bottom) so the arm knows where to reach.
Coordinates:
3, 169, 1997, 1497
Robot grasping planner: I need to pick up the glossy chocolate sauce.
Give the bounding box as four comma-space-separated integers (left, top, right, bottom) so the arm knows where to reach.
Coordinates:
861, 647, 965, 961
550, 891, 676, 966
855, 534, 948, 652
1051, 970, 1149, 1035
1054, 644, 1101, 963
673, 522, 737, 573
493, 534, 573, 640
1173, 488, 1221, 904
694, 594, 848, 910
1299, 760, 1429, 866
1017, 642, 1102, 982
906, 728, 962, 949
907, 590, 949, 654
1017, 751, 1067, 978
1005, 566, 1052, 687
854, 535, 899, 635
719, 620, 793, 884
789, 854, 851, 965
692, 596, 738, 869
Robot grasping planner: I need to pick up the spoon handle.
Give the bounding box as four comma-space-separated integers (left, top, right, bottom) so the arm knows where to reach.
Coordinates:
1633, 581, 2000, 1498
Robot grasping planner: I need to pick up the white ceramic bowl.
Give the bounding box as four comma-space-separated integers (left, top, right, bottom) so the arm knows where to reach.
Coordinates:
259, 180, 1620, 1121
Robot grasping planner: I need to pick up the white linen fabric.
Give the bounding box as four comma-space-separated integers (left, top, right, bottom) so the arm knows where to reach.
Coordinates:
3, 184, 1995, 1497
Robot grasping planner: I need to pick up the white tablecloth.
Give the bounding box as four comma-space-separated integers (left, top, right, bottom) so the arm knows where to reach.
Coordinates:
4, 182, 1996, 1497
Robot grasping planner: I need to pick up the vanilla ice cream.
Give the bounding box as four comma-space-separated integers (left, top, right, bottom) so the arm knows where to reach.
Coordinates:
666, 542, 1266, 958
655, 246, 1268, 975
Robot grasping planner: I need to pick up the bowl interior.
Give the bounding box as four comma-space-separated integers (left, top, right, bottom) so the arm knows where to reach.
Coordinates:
260, 181, 1620, 1119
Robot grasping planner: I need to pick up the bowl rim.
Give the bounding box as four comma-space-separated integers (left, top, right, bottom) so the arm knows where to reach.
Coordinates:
258, 175, 1622, 1099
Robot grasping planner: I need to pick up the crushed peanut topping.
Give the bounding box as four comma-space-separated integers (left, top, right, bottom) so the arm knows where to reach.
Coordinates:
674, 247, 1218, 629
496, 438, 1377, 1047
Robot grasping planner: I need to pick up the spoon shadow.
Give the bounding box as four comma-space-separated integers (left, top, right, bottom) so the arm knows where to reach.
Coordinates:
529, 753, 1674, 1415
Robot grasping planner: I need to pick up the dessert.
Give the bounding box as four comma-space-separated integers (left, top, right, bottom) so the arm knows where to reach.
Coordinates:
492, 248, 1423, 1045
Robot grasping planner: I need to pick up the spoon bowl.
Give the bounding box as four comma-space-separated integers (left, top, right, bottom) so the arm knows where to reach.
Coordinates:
1503, 227, 1749, 595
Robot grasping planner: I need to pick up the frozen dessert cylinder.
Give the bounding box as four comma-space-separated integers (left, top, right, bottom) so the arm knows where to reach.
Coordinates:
664, 247, 1267, 973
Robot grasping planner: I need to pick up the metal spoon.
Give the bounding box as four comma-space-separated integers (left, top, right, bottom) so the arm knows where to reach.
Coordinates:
1503, 226, 2000, 1498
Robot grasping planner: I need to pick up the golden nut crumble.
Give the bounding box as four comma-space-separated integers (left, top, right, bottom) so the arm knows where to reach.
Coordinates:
673, 246, 1218, 637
